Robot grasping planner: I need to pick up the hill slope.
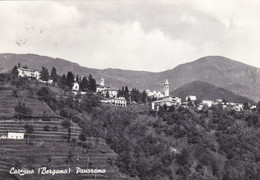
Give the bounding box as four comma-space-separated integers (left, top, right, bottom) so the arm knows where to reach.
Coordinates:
1, 53, 259, 101
171, 80, 255, 104
162, 56, 260, 101
0, 53, 156, 90
0, 84, 133, 180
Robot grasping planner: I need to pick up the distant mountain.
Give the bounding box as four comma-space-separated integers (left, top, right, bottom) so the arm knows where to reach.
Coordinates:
162, 56, 260, 102
0, 53, 156, 90
171, 80, 255, 104
0, 53, 259, 101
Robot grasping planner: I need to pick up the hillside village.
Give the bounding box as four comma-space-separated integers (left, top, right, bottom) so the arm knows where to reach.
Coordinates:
0, 63, 259, 180
15, 65, 258, 112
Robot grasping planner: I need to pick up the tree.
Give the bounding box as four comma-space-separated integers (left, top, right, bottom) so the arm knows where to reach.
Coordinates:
66, 150, 73, 165
141, 90, 148, 104
80, 93, 101, 112
40, 66, 49, 81
88, 74, 96, 92
79, 132, 87, 153
14, 101, 32, 119
37, 87, 50, 101
80, 76, 89, 91
257, 101, 260, 113
50, 67, 57, 82
106, 91, 109, 98
187, 97, 194, 107
62, 119, 71, 142
130, 88, 142, 103
243, 102, 250, 111
11, 65, 19, 77
24, 124, 34, 144
66, 71, 74, 88
76, 75, 79, 82
60, 74, 67, 86
124, 86, 129, 100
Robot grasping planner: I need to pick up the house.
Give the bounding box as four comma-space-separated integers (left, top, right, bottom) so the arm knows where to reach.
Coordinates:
215, 99, 224, 104
38, 79, 53, 84
72, 81, 80, 91
17, 67, 40, 79
186, 95, 197, 106
111, 97, 127, 107
96, 78, 110, 93
186, 95, 197, 102
0, 135, 7, 139
225, 102, 244, 111
146, 90, 164, 99
201, 100, 214, 107
108, 89, 118, 98
7, 132, 24, 140
172, 97, 182, 106
151, 98, 173, 111
250, 105, 257, 110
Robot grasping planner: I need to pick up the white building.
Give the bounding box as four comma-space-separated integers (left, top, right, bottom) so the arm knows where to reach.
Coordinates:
0, 135, 7, 139
164, 79, 169, 97
146, 90, 164, 99
7, 132, 24, 140
100, 78, 105, 87
72, 81, 80, 91
186, 95, 197, 101
108, 89, 118, 98
111, 97, 127, 107
17, 67, 40, 79
96, 78, 110, 93
201, 100, 214, 107
151, 79, 182, 110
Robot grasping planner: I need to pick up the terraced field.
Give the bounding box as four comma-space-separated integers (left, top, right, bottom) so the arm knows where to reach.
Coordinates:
0, 88, 57, 118
0, 120, 130, 180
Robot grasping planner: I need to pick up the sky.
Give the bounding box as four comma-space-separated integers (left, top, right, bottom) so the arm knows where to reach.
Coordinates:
0, 0, 260, 72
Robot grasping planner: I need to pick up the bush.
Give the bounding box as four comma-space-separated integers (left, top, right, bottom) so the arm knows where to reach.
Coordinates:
52, 126, 58, 131
43, 125, 50, 131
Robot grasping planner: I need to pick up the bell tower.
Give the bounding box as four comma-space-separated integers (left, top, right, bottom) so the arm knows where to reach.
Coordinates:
164, 79, 169, 97
100, 78, 105, 87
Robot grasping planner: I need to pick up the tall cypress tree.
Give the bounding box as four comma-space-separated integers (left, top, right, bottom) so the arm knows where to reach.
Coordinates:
51, 67, 57, 82
60, 74, 67, 86
124, 86, 129, 100
66, 71, 74, 88
40, 66, 49, 81
80, 76, 89, 91
88, 74, 96, 92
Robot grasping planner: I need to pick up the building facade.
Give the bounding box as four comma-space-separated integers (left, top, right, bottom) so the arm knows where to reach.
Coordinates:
17, 67, 40, 79
7, 132, 24, 140
111, 97, 127, 107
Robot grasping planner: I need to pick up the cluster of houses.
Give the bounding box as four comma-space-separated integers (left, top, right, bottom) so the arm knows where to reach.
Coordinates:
72, 77, 127, 107
15, 66, 256, 111
149, 80, 256, 112
17, 66, 127, 107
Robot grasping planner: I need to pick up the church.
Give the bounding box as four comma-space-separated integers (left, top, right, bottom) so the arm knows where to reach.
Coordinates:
151, 79, 181, 111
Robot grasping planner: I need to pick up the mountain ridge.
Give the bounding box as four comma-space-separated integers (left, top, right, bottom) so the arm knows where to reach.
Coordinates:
0, 53, 259, 101
171, 80, 255, 104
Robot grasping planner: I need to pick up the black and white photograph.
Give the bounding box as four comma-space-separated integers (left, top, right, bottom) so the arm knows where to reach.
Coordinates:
0, 0, 259, 180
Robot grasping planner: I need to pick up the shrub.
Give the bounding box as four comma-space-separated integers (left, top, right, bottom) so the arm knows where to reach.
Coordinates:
43, 125, 50, 131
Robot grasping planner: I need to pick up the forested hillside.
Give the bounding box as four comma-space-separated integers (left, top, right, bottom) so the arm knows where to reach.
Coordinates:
0, 70, 259, 180
32, 81, 259, 180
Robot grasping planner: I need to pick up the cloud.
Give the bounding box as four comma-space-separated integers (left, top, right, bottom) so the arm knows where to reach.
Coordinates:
0, 0, 260, 71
